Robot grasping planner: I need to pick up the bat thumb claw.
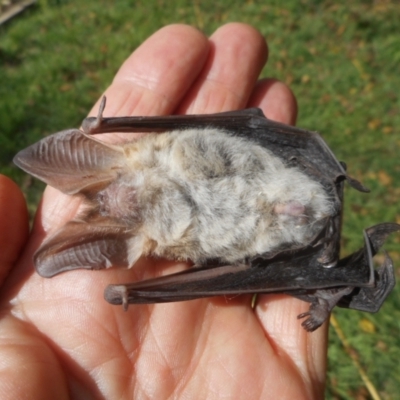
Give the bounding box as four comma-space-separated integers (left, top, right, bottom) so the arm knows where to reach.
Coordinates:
104, 284, 129, 310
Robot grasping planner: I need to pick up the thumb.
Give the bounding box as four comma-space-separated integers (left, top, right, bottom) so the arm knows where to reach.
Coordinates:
0, 175, 29, 286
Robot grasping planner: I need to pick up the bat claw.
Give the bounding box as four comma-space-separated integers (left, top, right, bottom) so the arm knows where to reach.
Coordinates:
122, 290, 129, 311
297, 298, 331, 332
297, 310, 323, 332
298, 312, 325, 332
81, 96, 107, 133
297, 311, 310, 320
104, 284, 130, 311
301, 319, 320, 332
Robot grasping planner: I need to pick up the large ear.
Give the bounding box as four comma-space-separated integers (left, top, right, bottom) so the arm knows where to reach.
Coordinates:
13, 129, 125, 195
34, 219, 144, 277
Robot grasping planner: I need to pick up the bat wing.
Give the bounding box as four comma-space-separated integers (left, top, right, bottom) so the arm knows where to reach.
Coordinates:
83, 97, 368, 193
105, 223, 398, 304
288, 222, 398, 330
336, 223, 399, 312
13, 129, 125, 195
103, 257, 374, 305
104, 223, 398, 331
337, 253, 395, 312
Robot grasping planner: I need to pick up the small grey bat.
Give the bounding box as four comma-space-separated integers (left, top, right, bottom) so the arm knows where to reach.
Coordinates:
14, 97, 398, 331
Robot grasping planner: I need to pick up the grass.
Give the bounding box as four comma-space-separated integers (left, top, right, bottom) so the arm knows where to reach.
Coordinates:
1, 0, 399, 398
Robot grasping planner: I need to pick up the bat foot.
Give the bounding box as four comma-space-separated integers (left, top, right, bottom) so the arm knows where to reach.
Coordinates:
296, 286, 354, 331
297, 301, 329, 332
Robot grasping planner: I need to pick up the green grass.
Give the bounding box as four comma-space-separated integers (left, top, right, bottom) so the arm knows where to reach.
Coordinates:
1, 0, 399, 398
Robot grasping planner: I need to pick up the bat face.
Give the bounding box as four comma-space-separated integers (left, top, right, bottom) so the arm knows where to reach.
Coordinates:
13, 97, 398, 331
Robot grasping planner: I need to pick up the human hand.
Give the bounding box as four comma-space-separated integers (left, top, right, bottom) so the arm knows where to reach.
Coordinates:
0, 24, 327, 399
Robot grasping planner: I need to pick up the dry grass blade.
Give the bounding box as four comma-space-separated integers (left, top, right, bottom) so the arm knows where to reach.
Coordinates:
330, 314, 381, 400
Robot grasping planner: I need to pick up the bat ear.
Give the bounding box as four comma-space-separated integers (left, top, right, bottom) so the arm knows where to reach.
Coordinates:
34, 219, 144, 277
13, 129, 125, 195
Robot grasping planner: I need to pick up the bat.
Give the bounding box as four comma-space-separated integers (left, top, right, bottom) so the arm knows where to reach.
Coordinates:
14, 96, 398, 331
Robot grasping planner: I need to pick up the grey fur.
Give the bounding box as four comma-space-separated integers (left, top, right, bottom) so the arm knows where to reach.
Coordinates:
94, 128, 334, 265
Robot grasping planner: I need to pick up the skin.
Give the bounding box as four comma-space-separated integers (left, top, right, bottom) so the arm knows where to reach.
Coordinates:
0, 23, 328, 399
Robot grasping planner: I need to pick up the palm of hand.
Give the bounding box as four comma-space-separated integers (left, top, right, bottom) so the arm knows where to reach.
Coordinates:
0, 24, 327, 400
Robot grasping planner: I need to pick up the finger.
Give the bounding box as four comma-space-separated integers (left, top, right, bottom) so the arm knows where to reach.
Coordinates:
178, 23, 268, 114
249, 80, 327, 395
255, 295, 328, 397
0, 176, 29, 286
37, 25, 210, 235
90, 24, 210, 118
0, 315, 68, 399
247, 78, 298, 125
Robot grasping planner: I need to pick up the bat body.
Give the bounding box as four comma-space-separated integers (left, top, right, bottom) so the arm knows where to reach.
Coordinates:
14, 97, 398, 331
